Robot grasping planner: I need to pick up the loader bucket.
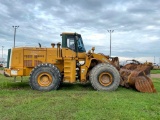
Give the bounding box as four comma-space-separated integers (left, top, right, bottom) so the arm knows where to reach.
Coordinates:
120, 60, 156, 93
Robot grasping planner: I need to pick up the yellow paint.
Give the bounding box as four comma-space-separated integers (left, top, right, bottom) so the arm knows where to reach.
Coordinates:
63, 59, 76, 83
4, 33, 116, 84
37, 72, 52, 87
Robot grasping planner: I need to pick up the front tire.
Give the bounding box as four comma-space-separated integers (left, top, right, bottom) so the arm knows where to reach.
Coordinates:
29, 63, 61, 91
89, 63, 120, 91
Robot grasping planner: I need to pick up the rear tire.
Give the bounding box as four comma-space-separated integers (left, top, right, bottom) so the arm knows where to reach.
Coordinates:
89, 63, 120, 91
29, 63, 61, 91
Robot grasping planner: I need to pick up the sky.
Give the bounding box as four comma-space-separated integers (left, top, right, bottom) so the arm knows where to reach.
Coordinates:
0, 0, 160, 64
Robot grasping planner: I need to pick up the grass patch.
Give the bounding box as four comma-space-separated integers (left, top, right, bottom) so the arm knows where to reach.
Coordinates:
0, 74, 160, 120
0, 67, 4, 70
151, 69, 160, 74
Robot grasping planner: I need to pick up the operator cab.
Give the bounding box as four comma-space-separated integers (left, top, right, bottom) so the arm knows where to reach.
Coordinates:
61, 32, 86, 53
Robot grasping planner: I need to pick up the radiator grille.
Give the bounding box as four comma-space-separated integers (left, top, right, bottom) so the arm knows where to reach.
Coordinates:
24, 60, 32, 67
34, 60, 42, 66
24, 55, 32, 58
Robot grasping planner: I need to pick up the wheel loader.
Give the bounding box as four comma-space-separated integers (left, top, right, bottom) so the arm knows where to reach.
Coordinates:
4, 32, 120, 91
4, 32, 156, 92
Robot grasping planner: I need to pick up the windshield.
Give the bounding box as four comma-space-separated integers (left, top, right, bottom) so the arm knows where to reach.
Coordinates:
77, 37, 86, 52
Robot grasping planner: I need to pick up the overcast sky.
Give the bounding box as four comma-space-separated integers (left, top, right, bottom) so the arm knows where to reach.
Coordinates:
0, 0, 160, 64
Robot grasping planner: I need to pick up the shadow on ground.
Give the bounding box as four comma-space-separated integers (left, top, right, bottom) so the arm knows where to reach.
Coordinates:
0, 81, 94, 91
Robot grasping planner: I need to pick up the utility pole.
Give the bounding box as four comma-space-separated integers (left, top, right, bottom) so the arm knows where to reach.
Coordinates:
2, 46, 4, 64
154, 56, 155, 65
12, 26, 19, 47
108, 30, 114, 57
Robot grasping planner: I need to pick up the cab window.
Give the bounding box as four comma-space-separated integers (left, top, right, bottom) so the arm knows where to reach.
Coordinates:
77, 37, 86, 52
67, 37, 75, 51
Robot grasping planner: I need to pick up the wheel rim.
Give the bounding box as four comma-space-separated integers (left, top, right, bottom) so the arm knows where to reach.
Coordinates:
37, 73, 52, 87
99, 72, 113, 86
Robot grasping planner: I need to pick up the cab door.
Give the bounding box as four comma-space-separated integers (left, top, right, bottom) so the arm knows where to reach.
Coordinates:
62, 37, 76, 58
62, 36, 76, 83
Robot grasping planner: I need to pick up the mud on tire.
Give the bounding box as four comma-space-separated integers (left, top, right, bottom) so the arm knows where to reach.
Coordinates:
89, 63, 120, 91
29, 63, 61, 91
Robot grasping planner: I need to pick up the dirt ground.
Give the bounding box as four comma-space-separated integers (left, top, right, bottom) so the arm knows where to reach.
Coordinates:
151, 74, 160, 78
0, 70, 3, 74
0, 70, 160, 78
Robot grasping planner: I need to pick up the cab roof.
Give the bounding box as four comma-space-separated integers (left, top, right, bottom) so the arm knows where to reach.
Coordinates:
60, 32, 81, 36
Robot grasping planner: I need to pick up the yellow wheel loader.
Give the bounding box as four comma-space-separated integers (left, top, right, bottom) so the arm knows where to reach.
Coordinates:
4, 32, 120, 91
